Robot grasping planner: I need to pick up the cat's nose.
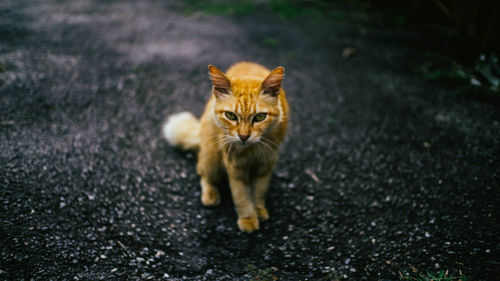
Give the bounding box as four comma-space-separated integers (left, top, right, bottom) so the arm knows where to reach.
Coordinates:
238, 134, 250, 142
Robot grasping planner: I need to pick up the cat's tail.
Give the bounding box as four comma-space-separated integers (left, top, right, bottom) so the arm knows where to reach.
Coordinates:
162, 112, 200, 151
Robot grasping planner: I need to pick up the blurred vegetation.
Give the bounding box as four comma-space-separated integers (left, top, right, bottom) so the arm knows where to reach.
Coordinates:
261, 38, 280, 47
363, 0, 500, 53
184, 0, 256, 15
245, 264, 278, 281
368, 0, 500, 96
183, 0, 500, 95
184, 0, 499, 52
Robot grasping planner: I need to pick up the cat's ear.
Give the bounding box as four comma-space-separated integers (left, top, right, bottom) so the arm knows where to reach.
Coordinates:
261, 66, 284, 97
208, 65, 231, 97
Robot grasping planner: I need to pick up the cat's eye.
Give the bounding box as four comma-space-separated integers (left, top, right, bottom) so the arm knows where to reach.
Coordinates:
214, 87, 229, 95
253, 113, 267, 122
225, 112, 238, 121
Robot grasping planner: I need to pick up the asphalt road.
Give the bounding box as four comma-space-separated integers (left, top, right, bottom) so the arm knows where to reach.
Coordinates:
1, 0, 499, 280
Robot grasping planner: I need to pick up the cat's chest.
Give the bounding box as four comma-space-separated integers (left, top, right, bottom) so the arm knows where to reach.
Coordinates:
224, 146, 275, 171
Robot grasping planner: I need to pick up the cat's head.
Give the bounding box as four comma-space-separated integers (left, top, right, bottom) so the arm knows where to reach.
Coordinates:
208, 64, 284, 146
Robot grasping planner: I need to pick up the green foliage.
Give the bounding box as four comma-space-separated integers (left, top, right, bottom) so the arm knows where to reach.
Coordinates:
420, 63, 468, 82
420, 52, 500, 94
361, 0, 500, 52
328, 10, 344, 21
268, 0, 324, 20
420, 52, 469, 84
245, 264, 278, 281
183, 0, 500, 53
474, 55, 500, 92
183, 0, 346, 22
182, 0, 500, 99
184, 0, 256, 15
133, 65, 144, 74
261, 38, 280, 47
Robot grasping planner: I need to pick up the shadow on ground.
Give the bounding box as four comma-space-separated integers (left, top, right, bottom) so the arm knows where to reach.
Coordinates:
0, 0, 498, 280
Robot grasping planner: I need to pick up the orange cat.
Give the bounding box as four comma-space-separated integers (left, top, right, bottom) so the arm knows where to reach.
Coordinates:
163, 62, 289, 232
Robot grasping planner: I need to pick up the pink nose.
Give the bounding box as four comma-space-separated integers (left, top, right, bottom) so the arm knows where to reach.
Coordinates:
238, 134, 250, 142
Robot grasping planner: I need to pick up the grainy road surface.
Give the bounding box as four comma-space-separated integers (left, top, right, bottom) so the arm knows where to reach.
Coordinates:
1, 1, 499, 280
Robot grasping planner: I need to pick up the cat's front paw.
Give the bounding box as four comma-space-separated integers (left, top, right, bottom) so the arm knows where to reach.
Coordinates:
201, 188, 220, 207
237, 217, 259, 233
256, 207, 269, 221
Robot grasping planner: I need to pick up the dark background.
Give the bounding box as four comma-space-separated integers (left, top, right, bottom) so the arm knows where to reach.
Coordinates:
1, 0, 499, 280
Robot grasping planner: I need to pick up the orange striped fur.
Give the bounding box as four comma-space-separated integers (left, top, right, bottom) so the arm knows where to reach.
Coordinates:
197, 62, 289, 232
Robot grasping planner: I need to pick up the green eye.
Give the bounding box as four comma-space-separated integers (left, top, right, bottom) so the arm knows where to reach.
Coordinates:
253, 113, 267, 122
225, 112, 237, 121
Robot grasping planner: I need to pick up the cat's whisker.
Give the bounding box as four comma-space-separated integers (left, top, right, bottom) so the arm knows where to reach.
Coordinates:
214, 136, 228, 145
212, 137, 226, 149
260, 146, 267, 160
216, 140, 226, 150
261, 137, 278, 147
262, 139, 279, 155
209, 134, 224, 141
255, 143, 266, 160
214, 135, 236, 151
259, 139, 273, 152
260, 143, 272, 160
166, 62, 288, 233
258, 140, 278, 160
230, 142, 236, 155
255, 142, 263, 158
226, 141, 233, 156
259, 142, 272, 154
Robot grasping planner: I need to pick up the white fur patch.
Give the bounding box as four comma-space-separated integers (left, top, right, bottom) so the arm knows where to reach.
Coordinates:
162, 112, 200, 150
278, 99, 284, 123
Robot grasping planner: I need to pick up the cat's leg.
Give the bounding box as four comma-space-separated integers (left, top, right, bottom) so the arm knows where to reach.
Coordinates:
253, 173, 271, 220
197, 149, 221, 207
200, 177, 220, 207
227, 172, 259, 232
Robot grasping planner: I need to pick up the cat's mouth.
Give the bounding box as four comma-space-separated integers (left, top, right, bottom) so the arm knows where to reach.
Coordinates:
237, 140, 251, 146
234, 134, 255, 146
235, 139, 258, 146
